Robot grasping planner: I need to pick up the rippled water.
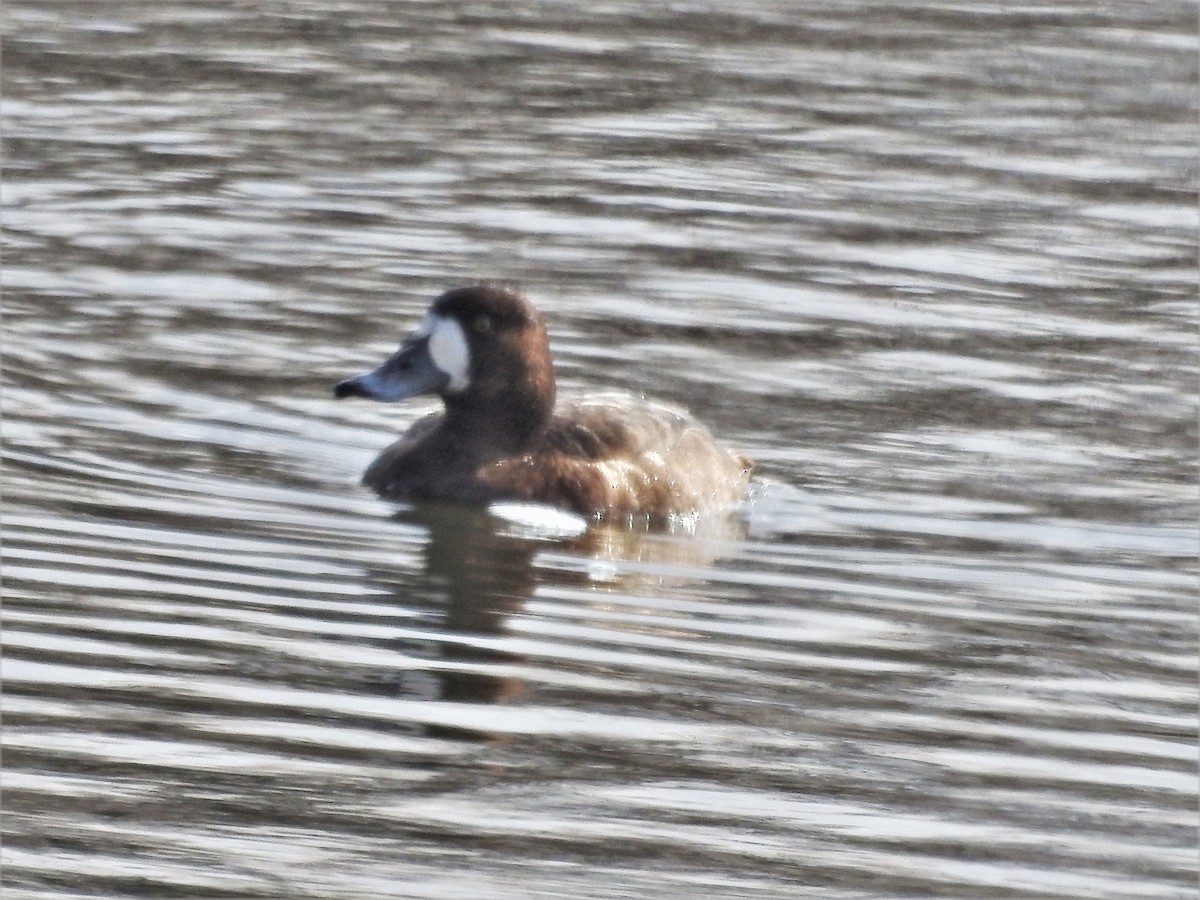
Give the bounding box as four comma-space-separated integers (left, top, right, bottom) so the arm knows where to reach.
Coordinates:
3, 2, 1197, 898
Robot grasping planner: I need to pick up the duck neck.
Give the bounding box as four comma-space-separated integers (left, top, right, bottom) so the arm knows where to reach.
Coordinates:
442, 386, 554, 460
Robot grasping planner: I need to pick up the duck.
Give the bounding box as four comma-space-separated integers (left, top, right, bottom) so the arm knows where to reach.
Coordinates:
334, 285, 751, 522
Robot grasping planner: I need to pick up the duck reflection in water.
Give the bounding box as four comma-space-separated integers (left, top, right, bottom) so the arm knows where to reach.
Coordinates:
409, 505, 535, 711
367, 502, 747, 741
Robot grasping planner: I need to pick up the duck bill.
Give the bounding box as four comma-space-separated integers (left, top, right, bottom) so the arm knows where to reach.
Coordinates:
334, 336, 449, 402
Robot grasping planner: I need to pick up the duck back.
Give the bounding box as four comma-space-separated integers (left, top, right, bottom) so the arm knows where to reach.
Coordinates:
364, 392, 750, 521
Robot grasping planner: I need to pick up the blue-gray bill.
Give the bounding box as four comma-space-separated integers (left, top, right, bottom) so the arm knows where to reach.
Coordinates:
334, 335, 449, 402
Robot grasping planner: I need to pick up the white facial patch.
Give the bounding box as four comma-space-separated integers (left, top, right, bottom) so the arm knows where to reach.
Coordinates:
427, 315, 471, 392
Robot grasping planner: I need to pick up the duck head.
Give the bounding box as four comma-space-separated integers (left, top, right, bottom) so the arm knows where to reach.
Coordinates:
335, 285, 557, 450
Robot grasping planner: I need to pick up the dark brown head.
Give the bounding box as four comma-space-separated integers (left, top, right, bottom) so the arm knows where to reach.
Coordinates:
335, 285, 556, 452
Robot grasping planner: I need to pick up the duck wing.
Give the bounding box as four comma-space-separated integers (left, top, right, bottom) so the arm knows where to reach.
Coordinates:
484, 392, 751, 519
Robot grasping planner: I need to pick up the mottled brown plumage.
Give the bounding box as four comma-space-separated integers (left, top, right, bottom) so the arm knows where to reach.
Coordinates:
338, 286, 751, 522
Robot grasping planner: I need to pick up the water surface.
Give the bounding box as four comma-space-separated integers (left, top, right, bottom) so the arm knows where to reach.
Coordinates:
3, 2, 1197, 898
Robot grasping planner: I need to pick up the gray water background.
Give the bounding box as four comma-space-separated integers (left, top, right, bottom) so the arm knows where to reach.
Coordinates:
3, 2, 1197, 898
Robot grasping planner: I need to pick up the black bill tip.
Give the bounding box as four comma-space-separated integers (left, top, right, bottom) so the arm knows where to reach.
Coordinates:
333, 377, 368, 399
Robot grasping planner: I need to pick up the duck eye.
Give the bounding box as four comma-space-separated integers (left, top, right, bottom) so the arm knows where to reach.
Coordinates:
472, 315, 492, 333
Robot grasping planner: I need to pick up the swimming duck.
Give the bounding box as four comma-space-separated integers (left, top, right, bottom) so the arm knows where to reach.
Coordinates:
334, 285, 751, 522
